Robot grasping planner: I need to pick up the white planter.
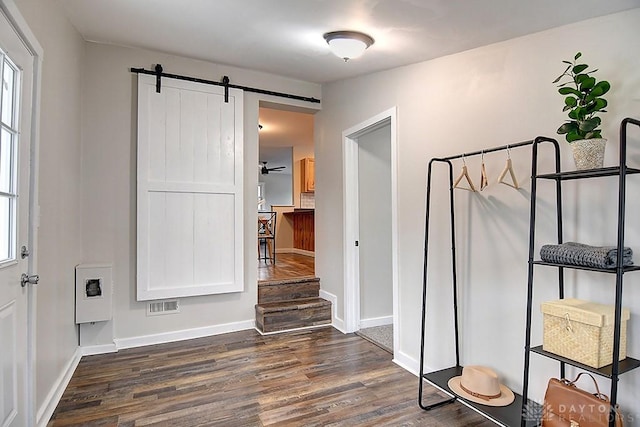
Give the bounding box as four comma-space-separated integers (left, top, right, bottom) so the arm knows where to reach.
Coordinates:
571, 138, 606, 170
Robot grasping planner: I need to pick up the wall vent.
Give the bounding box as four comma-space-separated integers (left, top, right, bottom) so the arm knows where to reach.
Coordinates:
147, 299, 180, 316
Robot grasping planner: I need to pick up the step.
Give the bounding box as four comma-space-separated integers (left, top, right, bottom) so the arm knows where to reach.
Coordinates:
258, 276, 320, 304
255, 297, 332, 333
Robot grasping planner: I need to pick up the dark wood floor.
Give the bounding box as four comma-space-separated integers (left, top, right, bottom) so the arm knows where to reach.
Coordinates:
49, 328, 493, 426
258, 253, 315, 282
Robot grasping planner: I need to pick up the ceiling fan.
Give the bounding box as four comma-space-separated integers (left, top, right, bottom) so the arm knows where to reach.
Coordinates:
259, 161, 286, 175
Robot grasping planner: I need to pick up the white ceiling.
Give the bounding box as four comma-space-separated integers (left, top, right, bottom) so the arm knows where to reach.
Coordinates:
259, 107, 314, 148
57, 0, 640, 84
258, 107, 314, 169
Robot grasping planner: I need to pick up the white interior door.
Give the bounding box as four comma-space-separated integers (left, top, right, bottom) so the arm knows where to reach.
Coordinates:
0, 8, 36, 427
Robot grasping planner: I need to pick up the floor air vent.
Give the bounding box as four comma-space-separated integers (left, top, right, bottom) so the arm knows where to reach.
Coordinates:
147, 299, 180, 316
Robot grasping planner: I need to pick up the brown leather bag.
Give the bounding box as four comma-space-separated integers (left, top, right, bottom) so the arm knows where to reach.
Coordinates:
542, 373, 624, 427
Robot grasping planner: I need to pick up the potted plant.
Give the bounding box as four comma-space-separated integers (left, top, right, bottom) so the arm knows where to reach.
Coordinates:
553, 52, 611, 170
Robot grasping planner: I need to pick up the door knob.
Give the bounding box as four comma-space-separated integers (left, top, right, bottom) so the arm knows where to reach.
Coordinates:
21, 273, 39, 287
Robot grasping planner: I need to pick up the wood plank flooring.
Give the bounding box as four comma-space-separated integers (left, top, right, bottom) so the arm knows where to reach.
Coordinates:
258, 253, 314, 282
49, 328, 494, 426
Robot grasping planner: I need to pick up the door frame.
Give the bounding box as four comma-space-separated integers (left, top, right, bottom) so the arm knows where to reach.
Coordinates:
342, 107, 398, 348
0, 1, 43, 425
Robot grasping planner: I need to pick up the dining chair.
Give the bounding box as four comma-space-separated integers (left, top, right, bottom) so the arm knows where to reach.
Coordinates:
258, 211, 277, 263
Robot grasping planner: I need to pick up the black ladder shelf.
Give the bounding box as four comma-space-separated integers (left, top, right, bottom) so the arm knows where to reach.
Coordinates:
521, 117, 640, 427
419, 136, 558, 427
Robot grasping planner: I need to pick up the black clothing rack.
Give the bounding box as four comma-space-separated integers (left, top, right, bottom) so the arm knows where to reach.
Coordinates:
131, 64, 321, 104
418, 136, 559, 427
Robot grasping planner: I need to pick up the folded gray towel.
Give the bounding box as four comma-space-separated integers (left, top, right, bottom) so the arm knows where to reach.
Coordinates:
540, 242, 633, 269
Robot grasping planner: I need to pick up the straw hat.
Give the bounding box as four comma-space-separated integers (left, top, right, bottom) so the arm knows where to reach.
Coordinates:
447, 365, 515, 407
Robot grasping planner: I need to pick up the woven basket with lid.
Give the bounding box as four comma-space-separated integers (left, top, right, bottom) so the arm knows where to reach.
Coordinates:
541, 298, 630, 368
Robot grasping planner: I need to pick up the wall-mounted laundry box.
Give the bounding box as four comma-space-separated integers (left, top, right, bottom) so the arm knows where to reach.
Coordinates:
75, 264, 113, 324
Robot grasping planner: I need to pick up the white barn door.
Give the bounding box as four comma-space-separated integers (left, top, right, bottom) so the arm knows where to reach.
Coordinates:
137, 74, 243, 300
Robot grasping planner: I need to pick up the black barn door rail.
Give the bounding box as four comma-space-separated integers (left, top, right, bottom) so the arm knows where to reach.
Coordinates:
131, 64, 321, 104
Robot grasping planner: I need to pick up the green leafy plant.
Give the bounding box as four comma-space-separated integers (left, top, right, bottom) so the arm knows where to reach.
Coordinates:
553, 52, 610, 142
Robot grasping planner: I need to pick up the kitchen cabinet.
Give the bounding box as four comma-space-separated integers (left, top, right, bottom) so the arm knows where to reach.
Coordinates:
283, 209, 314, 252
301, 157, 315, 192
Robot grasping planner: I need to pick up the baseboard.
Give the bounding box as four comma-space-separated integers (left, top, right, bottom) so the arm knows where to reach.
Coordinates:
274, 248, 295, 254
293, 248, 315, 257
113, 319, 255, 350
293, 248, 314, 257
37, 347, 82, 427
318, 289, 347, 333
331, 317, 346, 333
81, 343, 117, 356
274, 248, 315, 257
393, 349, 420, 377
359, 316, 393, 329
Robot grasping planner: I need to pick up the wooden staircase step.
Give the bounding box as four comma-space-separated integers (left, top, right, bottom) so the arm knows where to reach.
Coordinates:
258, 276, 320, 304
256, 297, 331, 333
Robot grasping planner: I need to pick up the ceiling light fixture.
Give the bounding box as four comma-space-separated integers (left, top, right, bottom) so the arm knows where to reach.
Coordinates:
323, 30, 374, 62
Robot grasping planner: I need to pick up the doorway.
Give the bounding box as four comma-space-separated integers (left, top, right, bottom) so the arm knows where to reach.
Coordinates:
355, 123, 393, 352
257, 105, 316, 282
343, 108, 398, 355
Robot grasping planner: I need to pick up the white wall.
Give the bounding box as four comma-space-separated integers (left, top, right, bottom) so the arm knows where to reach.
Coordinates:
358, 124, 393, 322
13, 0, 84, 418
259, 146, 293, 209
261, 172, 293, 209
316, 8, 640, 414
79, 42, 321, 344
